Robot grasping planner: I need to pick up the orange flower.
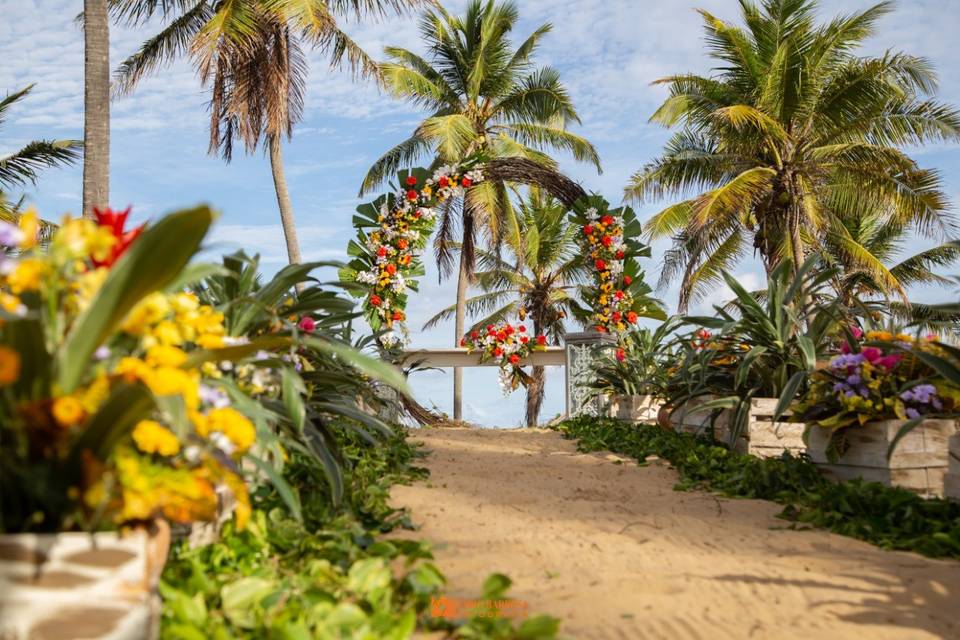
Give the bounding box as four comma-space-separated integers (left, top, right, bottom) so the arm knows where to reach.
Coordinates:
0, 347, 20, 385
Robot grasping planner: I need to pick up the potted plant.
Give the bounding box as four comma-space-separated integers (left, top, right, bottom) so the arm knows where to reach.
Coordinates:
591, 317, 681, 423
0, 208, 259, 639
791, 329, 960, 497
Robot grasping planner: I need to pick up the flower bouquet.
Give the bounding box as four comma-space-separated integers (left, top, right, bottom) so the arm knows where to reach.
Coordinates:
461, 321, 547, 394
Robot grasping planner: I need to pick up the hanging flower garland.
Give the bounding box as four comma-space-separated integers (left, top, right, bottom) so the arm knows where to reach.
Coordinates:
341, 162, 484, 347
568, 195, 665, 340
462, 320, 547, 395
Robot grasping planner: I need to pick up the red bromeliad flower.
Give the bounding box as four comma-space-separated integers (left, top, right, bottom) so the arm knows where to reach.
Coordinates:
92, 207, 146, 267
595, 259, 606, 271
509, 353, 520, 365
406, 175, 417, 186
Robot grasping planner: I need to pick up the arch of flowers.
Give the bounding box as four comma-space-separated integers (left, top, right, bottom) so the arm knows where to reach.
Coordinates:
341, 160, 663, 393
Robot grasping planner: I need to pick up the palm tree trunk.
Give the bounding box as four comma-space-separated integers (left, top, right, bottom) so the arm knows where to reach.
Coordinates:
82, 0, 109, 219
453, 248, 468, 421
525, 365, 545, 427
268, 134, 302, 265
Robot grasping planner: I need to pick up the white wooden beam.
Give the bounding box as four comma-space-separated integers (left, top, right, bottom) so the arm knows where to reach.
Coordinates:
401, 347, 566, 368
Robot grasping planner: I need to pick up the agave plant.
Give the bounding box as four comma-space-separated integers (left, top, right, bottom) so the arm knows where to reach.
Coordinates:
677, 256, 846, 446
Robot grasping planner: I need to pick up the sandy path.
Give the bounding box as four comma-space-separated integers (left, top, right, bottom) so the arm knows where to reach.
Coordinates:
389, 427, 960, 640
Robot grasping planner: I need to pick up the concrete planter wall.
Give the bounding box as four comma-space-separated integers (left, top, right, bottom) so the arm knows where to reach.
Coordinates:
670, 395, 730, 438
807, 419, 957, 498
944, 433, 960, 501
0, 522, 170, 640
713, 398, 806, 459
610, 395, 662, 424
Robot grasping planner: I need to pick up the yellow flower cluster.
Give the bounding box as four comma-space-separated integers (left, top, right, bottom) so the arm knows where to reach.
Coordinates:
132, 420, 181, 456
195, 407, 256, 454
121, 292, 226, 349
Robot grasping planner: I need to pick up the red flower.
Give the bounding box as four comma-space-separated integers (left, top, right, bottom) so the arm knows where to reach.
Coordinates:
601, 235, 613, 247
497, 331, 507, 341
494, 347, 504, 357
595, 259, 606, 271
377, 246, 387, 257
520, 336, 529, 344
614, 290, 624, 300
487, 324, 495, 331
397, 238, 408, 249
406, 175, 417, 186
583, 224, 594, 235
616, 250, 625, 260
92, 206, 146, 267
438, 176, 449, 187
470, 331, 479, 339
370, 295, 382, 307
877, 354, 902, 370
460, 337, 467, 347
392, 311, 405, 321
413, 210, 422, 218
623, 275, 633, 286
616, 348, 626, 362
461, 177, 473, 188
505, 325, 514, 335
696, 328, 712, 340
298, 316, 316, 332
612, 311, 622, 322
536, 335, 547, 346
518, 325, 526, 333
626, 311, 638, 323
509, 354, 520, 365
385, 263, 397, 275
601, 215, 615, 226
862, 346, 883, 363
595, 326, 607, 333
406, 189, 418, 201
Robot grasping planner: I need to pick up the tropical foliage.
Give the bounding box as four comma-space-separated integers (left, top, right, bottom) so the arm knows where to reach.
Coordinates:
0, 85, 82, 216
629, 0, 960, 309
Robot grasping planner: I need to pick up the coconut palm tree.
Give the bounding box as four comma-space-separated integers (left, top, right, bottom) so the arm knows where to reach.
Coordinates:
111, 0, 427, 264
1, 85, 82, 218
424, 189, 590, 426
83, 0, 109, 218
627, 0, 960, 311
363, 0, 599, 419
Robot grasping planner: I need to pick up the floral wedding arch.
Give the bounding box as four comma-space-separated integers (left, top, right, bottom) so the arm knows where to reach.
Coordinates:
340, 157, 664, 393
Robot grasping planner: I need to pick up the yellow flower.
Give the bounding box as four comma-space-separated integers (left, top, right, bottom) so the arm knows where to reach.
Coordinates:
150, 320, 183, 346
199, 407, 256, 454
7, 258, 48, 294
146, 344, 188, 367
18, 209, 39, 249
122, 293, 171, 335
196, 334, 225, 349
132, 420, 181, 456
866, 330, 894, 341
0, 292, 24, 315
52, 396, 85, 427
0, 347, 21, 385
80, 373, 111, 414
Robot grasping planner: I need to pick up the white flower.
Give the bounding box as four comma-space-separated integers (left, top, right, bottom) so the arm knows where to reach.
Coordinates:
585, 207, 600, 221
209, 431, 236, 456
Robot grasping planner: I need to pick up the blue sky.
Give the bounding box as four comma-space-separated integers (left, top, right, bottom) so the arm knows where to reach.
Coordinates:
3, 0, 959, 426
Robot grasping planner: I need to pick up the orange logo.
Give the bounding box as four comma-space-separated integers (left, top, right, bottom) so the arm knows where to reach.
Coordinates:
430, 596, 529, 620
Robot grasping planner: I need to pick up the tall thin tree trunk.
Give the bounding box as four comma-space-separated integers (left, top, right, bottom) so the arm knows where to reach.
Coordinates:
453, 248, 468, 421
525, 365, 545, 427
82, 0, 109, 218
268, 134, 302, 265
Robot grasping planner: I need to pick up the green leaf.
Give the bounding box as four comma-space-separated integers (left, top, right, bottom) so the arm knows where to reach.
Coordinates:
774, 371, 806, 421
66, 384, 156, 478
796, 335, 816, 371
220, 577, 277, 629
303, 337, 410, 395
517, 615, 562, 639
886, 416, 925, 460
481, 573, 512, 599
281, 367, 306, 432
57, 206, 214, 392
248, 455, 302, 523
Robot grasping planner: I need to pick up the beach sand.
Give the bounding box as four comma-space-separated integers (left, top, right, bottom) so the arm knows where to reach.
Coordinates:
390, 427, 959, 640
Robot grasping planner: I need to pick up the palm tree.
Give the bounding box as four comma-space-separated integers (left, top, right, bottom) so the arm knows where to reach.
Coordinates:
363, 0, 600, 419
111, 0, 427, 264
627, 0, 960, 311
1, 85, 82, 217
424, 189, 589, 426
83, 0, 110, 218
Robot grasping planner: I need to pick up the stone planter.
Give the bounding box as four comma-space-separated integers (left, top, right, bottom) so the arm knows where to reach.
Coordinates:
610, 395, 662, 424
807, 419, 957, 498
714, 398, 806, 458
670, 395, 730, 438
944, 433, 960, 501
0, 521, 170, 640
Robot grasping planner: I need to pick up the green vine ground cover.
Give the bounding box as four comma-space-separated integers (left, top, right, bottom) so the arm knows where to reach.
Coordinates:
554, 417, 960, 560
160, 426, 560, 639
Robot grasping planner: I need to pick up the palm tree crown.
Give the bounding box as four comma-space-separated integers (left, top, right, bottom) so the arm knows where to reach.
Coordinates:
628, 0, 960, 311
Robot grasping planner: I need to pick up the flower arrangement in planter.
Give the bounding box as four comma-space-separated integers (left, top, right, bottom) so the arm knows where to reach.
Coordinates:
567, 196, 664, 340
0, 206, 275, 638
341, 162, 483, 348
462, 320, 547, 394
791, 329, 960, 496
